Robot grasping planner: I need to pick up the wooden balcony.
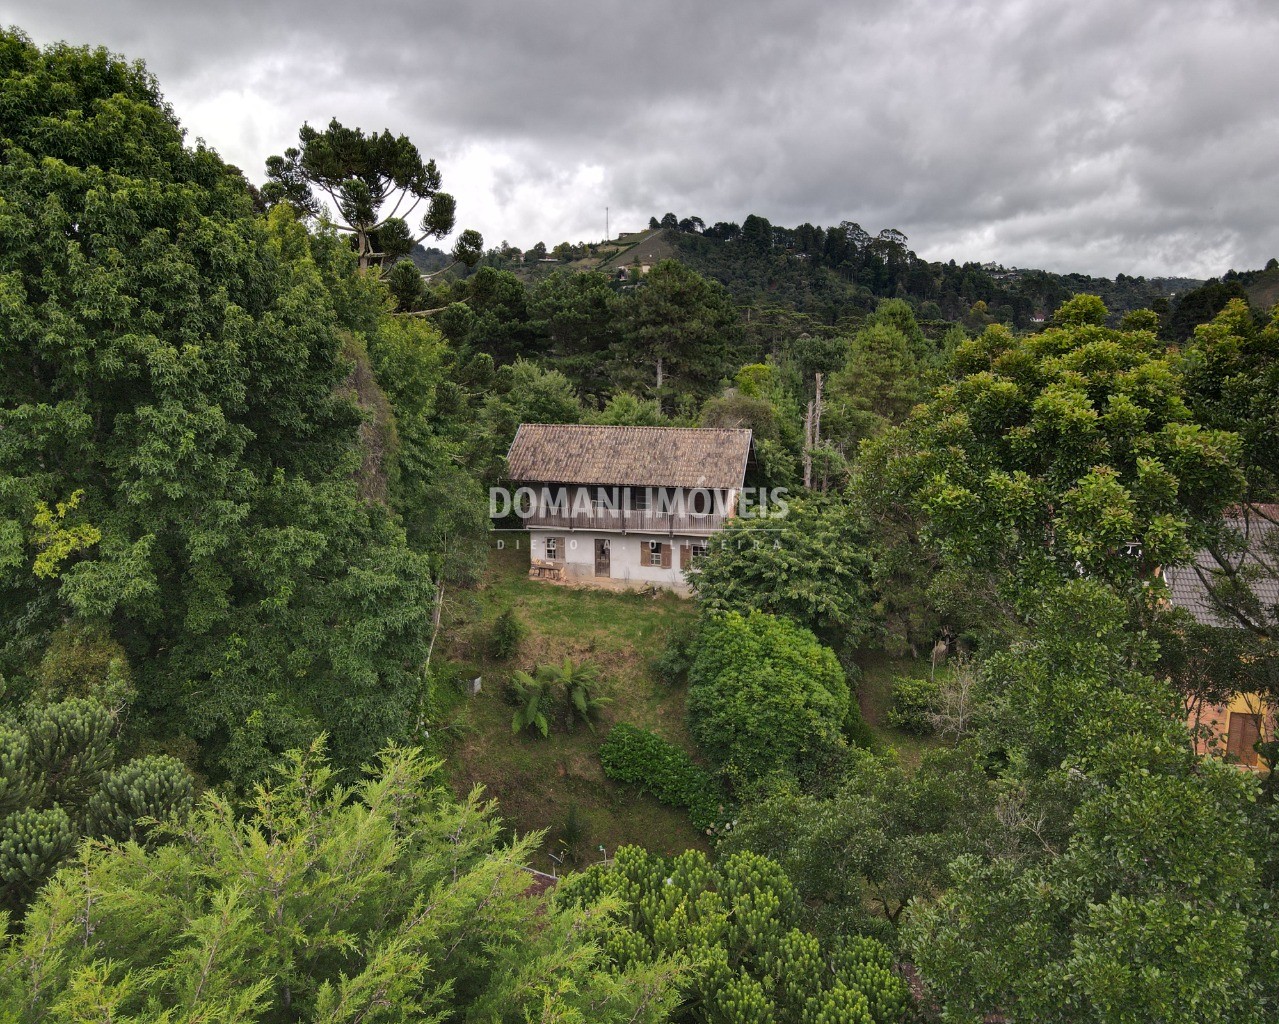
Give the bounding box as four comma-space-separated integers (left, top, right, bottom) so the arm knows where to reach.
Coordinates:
524, 507, 725, 537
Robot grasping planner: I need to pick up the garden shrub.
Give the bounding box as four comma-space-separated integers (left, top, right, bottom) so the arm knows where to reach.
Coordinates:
886, 675, 942, 734
490, 608, 527, 661
650, 616, 700, 685
599, 724, 723, 830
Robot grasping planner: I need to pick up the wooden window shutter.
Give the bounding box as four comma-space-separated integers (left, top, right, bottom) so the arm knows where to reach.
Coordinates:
1227, 712, 1261, 767
679, 543, 690, 569
659, 542, 672, 569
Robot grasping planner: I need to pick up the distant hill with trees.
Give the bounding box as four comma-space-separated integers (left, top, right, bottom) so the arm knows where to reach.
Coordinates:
462, 215, 1258, 334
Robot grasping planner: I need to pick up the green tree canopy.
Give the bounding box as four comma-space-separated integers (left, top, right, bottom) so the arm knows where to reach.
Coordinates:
0, 680, 195, 918
907, 581, 1277, 1022
590, 392, 666, 426
857, 297, 1244, 641
264, 117, 482, 274
618, 260, 741, 407
722, 744, 996, 941
528, 269, 621, 394
690, 497, 877, 649
558, 845, 910, 1024
825, 321, 934, 449
686, 610, 852, 790
0, 32, 440, 785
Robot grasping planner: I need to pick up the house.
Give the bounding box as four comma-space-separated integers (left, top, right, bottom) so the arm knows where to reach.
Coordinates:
504, 423, 753, 593
1165, 505, 1279, 769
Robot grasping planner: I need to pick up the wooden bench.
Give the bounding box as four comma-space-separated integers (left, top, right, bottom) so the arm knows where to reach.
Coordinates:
529, 558, 563, 581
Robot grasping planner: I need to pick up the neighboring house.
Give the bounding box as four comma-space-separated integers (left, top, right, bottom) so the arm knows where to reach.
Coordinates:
505, 423, 753, 593
1165, 505, 1279, 769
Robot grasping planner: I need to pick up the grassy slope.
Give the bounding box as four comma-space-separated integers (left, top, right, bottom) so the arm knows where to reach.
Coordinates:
855, 652, 945, 769
438, 543, 709, 867
437, 545, 937, 869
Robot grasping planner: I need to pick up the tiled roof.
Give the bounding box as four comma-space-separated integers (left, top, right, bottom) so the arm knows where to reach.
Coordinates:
506, 424, 752, 489
1165, 506, 1279, 628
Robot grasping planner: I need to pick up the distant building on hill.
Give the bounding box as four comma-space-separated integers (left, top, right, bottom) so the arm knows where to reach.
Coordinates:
504, 424, 754, 594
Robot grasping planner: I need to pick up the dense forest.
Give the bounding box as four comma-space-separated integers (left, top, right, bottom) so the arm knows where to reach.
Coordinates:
3, 28, 1279, 1023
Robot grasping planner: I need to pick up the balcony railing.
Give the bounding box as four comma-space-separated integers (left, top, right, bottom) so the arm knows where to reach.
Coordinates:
524, 507, 725, 536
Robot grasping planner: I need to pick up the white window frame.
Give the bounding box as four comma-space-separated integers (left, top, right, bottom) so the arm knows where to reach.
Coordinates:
545, 536, 559, 560
648, 541, 663, 567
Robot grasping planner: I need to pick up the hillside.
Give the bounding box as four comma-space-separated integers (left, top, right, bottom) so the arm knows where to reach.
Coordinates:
1243, 264, 1279, 310
433, 544, 935, 868
478, 223, 1211, 329
436, 544, 708, 866
668, 227, 1203, 327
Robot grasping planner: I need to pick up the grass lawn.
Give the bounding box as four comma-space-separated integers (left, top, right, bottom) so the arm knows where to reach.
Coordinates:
436, 543, 709, 870
855, 651, 946, 769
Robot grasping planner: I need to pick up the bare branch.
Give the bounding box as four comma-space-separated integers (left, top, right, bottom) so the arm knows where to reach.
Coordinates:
375, 187, 415, 227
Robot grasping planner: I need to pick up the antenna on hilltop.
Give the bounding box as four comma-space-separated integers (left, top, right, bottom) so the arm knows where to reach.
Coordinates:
605, 206, 609, 243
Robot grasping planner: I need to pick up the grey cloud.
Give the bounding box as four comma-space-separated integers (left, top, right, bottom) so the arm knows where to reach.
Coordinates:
8, 0, 1279, 277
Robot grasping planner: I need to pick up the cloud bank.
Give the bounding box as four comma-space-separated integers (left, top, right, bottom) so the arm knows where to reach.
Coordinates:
9, 0, 1279, 277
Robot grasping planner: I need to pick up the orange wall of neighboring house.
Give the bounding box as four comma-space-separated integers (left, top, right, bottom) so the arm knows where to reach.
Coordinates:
1188, 692, 1277, 770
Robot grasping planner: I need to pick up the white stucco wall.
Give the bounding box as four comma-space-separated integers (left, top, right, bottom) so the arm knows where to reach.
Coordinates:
529, 529, 692, 592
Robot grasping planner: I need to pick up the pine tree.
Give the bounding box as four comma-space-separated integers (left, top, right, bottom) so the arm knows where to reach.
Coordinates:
0, 689, 195, 916
1, 741, 684, 1023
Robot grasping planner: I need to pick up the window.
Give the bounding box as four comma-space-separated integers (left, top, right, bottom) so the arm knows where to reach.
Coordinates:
648, 541, 663, 567
631, 487, 649, 512
545, 536, 559, 561
690, 490, 711, 515
680, 541, 709, 569
1227, 712, 1262, 767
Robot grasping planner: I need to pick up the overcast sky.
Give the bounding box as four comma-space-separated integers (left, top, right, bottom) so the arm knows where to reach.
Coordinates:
9, 1, 1279, 278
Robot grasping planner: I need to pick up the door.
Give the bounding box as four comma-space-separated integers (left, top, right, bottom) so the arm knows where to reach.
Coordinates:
594, 538, 611, 577
1227, 712, 1261, 767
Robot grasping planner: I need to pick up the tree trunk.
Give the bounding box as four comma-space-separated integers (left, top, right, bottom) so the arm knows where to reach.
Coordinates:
803, 399, 813, 490
802, 372, 824, 491
357, 226, 370, 273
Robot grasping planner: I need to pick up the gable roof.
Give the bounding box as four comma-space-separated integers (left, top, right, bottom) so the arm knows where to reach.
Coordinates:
1165, 505, 1279, 628
506, 423, 752, 490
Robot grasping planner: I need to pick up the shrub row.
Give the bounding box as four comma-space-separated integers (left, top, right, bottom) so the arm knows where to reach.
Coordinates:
599, 724, 723, 831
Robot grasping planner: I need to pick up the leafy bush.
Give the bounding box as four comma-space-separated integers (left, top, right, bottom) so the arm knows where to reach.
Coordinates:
599, 724, 723, 830
886, 675, 942, 735
845, 700, 877, 749
691, 498, 878, 648
650, 617, 700, 685
490, 608, 527, 661
687, 610, 851, 790
505, 660, 609, 735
